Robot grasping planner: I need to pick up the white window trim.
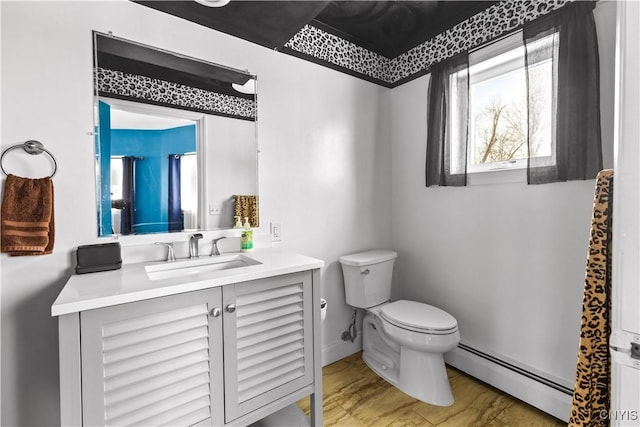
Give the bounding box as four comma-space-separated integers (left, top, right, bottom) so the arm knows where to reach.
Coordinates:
455, 31, 556, 184
469, 31, 523, 65
468, 32, 528, 176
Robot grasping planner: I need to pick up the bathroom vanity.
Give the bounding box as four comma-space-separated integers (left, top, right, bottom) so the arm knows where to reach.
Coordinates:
52, 249, 324, 427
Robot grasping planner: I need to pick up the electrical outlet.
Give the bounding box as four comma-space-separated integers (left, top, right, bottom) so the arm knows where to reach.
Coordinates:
271, 222, 282, 241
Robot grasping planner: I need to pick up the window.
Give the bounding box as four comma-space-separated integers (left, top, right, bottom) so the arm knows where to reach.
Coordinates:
426, 3, 601, 188
110, 154, 198, 232
110, 156, 123, 201
450, 32, 556, 174
180, 153, 198, 230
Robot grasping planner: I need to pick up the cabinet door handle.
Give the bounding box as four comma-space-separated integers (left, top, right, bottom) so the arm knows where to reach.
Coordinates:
210, 307, 221, 317
226, 304, 236, 313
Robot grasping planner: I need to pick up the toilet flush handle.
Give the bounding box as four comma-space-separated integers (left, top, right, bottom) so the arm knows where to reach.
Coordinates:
361, 269, 370, 275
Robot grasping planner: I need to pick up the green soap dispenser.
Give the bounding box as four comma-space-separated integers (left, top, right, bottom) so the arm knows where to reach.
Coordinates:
241, 217, 253, 252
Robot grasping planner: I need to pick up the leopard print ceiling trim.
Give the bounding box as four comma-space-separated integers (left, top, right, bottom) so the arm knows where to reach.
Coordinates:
284, 25, 393, 84
284, 0, 572, 86
568, 169, 613, 427
96, 67, 257, 121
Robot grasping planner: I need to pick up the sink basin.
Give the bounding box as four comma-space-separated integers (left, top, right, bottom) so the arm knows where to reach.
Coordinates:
145, 253, 262, 281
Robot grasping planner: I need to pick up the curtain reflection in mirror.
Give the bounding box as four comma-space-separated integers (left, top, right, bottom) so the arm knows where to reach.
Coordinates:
110, 153, 197, 235
110, 156, 140, 235
168, 155, 183, 232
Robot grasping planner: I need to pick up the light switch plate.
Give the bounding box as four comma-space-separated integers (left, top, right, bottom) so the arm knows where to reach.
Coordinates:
209, 204, 223, 215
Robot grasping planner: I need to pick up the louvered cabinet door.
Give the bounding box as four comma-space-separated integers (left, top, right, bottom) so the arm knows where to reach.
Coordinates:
223, 271, 313, 422
80, 288, 224, 427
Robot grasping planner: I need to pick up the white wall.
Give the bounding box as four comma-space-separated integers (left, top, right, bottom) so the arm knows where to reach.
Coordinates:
390, 0, 617, 389
1, 1, 618, 424
203, 115, 257, 229
0, 2, 391, 425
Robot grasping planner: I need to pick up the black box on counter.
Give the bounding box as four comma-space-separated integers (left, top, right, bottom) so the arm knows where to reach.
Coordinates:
75, 242, 122, 274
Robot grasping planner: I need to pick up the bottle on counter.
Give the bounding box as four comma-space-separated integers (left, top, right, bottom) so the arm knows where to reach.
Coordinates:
241, 216, 253, 252
233, 216, 243, 229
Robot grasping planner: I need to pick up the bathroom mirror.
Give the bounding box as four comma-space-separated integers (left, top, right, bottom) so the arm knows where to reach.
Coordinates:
93, 31, 258, 236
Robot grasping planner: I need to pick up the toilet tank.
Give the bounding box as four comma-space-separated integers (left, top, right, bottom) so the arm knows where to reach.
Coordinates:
339, 250, 397, 308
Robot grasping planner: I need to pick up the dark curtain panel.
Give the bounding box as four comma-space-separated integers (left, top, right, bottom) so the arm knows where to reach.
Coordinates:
120, 156, 135, 235
425, 53, 469, 187
524, 1, 602, 184
168, 155, 184, 232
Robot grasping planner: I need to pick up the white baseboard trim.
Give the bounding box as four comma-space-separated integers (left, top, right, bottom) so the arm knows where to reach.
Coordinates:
322, 340, 362, 367
445, 346, 572, 422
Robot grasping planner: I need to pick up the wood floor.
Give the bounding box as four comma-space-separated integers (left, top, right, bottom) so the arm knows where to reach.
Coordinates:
298, 352, 565, 427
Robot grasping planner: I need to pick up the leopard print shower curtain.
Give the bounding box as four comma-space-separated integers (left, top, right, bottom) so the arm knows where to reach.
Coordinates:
568, 169, 613, 426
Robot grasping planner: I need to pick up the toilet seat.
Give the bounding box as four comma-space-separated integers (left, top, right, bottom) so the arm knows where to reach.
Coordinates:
380, 300, 458, 335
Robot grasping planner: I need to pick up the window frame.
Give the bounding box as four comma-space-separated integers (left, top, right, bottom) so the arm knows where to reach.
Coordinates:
451, 31, 556, 178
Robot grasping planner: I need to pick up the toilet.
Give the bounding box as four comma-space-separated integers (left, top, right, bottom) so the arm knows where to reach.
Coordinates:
339, 249, 460, 406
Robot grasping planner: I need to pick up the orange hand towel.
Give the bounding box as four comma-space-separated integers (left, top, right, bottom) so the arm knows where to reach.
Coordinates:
1, 174, 54, 255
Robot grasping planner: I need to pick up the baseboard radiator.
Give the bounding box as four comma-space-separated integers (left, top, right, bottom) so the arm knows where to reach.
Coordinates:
445, 343, 573, 422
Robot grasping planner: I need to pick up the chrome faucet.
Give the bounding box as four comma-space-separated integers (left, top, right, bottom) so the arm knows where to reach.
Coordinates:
211, 237, 227, 256
155, 242, 176, 262
189, 233, 203, 258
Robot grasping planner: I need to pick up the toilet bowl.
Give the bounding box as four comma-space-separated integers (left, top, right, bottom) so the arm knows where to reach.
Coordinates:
339, 250, 460, 406
379, 300, 459, 352
378, 300, 459, 405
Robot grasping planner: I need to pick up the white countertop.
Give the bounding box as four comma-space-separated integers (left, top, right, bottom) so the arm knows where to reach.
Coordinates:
51, 248, 324, 316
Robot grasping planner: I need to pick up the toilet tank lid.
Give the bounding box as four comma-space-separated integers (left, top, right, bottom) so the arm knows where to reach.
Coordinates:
339, 249, 397, 266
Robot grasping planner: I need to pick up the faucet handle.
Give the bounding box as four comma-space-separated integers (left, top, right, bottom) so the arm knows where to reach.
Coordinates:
155, 242, 176, 262
191, 233, 203, 240
211, 236, 227, 256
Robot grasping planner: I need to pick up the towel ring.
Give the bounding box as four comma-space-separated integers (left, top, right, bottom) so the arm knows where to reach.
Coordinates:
0, 140, 58, 178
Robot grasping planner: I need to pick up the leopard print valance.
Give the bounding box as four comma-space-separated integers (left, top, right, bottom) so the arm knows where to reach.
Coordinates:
96, 67, 257, 121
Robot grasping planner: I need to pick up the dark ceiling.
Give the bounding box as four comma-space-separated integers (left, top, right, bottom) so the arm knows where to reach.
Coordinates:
133, 1, 330, 50
133, 1, 498, 59
312, 1, 498, 58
